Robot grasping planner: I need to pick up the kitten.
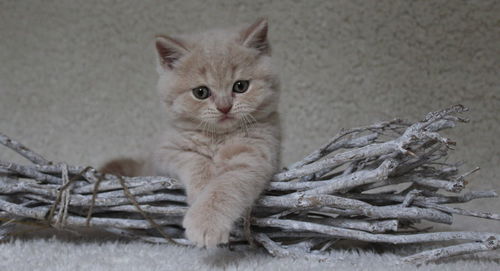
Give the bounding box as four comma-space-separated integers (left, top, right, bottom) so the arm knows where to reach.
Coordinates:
101, 18, 281, 248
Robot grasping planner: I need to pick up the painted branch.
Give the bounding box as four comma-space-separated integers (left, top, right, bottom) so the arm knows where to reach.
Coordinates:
269, 159, 397, 191
252, 218, 499, 245
22, 192, 187, 207
402, 238, 500, 263
253, 233, 330, 261
257, 194, 453, 224
304, 218, 398, 233
0, 199, 182, 229
273, 141, 403, 182
0, 133, 50, 165
286, 121, 396, 170
73, 176, 183, 194
0, 161, 62, 184
344, 191, 498, 205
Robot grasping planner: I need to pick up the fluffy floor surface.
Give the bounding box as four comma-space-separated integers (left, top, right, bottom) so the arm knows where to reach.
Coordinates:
1, 238, 499, 271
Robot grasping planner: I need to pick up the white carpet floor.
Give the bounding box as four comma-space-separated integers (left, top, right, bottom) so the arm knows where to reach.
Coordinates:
1, 236, 499, 271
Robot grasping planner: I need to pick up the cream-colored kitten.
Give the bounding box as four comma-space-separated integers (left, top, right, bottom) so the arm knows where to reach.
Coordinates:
102, 19, 280, 248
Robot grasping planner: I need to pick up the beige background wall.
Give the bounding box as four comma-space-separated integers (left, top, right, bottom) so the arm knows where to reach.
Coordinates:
0, 0, 498, 232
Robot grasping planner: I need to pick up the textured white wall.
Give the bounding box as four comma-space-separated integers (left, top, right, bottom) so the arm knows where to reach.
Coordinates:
0, 0, 498, 232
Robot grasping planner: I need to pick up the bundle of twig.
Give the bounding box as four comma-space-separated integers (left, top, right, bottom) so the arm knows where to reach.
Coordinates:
0, 105, 499, 264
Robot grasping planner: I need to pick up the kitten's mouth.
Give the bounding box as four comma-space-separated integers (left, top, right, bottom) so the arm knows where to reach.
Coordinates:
218, 115, 234, 122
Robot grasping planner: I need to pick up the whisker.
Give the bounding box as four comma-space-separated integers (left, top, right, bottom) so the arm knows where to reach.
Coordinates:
242, 114, 252, 136
196, 119, 206, 130
210, 122, 216, 143
246, 114, 257, 125
238, 118, 245, 135
200, 120, 208, 135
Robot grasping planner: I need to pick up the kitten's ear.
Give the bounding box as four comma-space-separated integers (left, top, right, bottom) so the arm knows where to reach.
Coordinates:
155, 35, 189, 70
239, 18, 270, 55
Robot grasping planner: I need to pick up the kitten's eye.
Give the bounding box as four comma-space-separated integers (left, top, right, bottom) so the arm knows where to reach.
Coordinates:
192, 86, 211, 100
232, 80, 250, 93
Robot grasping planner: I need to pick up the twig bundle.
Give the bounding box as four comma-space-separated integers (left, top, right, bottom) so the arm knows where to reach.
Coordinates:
0, 105, 499, 264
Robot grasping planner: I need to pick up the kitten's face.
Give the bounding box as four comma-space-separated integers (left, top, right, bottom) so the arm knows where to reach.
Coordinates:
155, 19, 279, 133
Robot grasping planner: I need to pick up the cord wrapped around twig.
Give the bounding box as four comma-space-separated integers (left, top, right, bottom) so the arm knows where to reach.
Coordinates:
0, 105, 499, 264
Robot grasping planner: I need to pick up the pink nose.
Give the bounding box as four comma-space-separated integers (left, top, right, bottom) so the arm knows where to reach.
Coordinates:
216, 105, 232, 114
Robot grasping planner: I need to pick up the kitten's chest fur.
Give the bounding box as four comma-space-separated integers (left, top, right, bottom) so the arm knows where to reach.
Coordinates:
147, 112, 280, 179
175, 120, 279, 161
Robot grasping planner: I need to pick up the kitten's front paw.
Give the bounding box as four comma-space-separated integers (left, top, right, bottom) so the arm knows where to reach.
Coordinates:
182, 204, 231, 248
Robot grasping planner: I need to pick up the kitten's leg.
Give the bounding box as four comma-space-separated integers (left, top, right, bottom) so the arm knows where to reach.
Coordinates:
177, 157, 214, 205
183, 144, 275, 248
151, 147, 214, 204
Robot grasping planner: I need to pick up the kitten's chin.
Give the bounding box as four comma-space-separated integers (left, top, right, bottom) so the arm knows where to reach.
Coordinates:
212, 118, 240, 133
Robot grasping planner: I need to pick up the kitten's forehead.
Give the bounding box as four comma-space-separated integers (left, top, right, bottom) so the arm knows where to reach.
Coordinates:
179, 33, 258, 88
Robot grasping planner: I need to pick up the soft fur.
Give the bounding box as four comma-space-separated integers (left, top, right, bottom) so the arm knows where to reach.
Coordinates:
101, 19, 281, 248
3, 238, 500, 271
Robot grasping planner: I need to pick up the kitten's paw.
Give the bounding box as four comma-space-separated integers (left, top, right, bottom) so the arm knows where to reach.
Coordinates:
182, 206, 231, 248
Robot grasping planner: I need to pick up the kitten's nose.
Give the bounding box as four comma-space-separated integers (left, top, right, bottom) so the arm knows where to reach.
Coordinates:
216, 105, 232, 114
